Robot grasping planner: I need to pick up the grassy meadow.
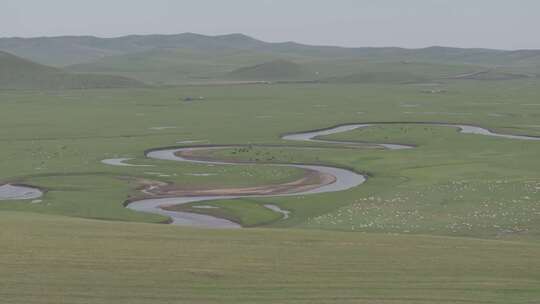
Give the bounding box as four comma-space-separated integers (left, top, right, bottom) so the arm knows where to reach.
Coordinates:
2, 211, 540, 304
1, 78, 540, 302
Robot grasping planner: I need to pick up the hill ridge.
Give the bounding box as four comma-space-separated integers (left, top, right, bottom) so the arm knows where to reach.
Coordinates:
0, 50, 145, 90
3, 32, 540, 67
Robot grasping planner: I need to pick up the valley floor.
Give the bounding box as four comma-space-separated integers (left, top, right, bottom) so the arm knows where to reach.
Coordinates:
1, 80, 540, 302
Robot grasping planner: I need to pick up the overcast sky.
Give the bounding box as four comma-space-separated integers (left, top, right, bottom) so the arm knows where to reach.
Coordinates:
2, 0, 539, 50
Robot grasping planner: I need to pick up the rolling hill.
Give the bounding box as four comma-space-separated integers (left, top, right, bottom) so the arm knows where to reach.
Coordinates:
227, 59, 313, 80
3, 33, 540, 67
322, 71, 428, 84
450, 69, 533, 80
2, 33, 540, 85
0, 51, 145, 90
64, 47, 301, 84
0, 33, 268, 67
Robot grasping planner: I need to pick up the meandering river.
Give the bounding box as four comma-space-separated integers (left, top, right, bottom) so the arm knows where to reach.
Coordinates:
109, 122, 540, 228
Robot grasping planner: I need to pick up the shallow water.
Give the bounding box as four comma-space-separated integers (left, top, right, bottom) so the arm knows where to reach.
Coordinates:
149, 126, 177, 131
125, 122, 540, 228
282, 124, 413, 150
101, 158, 153, 167
283, 122, 540, 147
264, 204, 290, 219
185, 173, 218, 177
127, 148, 366, 228
177, 140, 208, 144
0, 184, 43, 201
454, 124, 540, 141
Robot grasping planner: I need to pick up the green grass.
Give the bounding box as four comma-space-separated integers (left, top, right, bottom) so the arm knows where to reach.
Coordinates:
227, 59, 312, 81
185, 123, 540, 239
3, 34, 540, 302
1, 211, 539, 304
1, 80, 540, 240
4, 33, 540, 86
2, 72, 540, 302
172, 198, 283, 227
68, 51, 483, 85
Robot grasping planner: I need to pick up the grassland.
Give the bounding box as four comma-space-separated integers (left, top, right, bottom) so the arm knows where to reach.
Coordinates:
1, 77, 540, 302
2, 211, 540, 304
1, 80, 540, 235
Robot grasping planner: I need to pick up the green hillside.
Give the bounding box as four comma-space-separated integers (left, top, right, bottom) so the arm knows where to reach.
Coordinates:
0, 33, 267, 67
0, 51, 145, 90
227, 59, 313, 80
6, 32, 535, 86
4, 33, 540, 69
0, 33, 531, 85
66, 50, 483, 85
450, 69, 534, 80
323, 71, 427, 84
65, 48, 301, 84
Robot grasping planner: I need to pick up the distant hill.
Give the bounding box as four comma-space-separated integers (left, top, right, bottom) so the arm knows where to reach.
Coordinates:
450, 69, 533, 80
322, 71, 428, 84
0, 33, 267, 67
227, 60, 312, 80
3, 33, 540, 84
3, 33, 540, 67
64, 47, 297, 85
319, 61, 487, 84
0, 51, 145, 90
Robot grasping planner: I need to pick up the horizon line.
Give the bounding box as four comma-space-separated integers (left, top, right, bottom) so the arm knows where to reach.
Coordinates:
0, 32, 536, 52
